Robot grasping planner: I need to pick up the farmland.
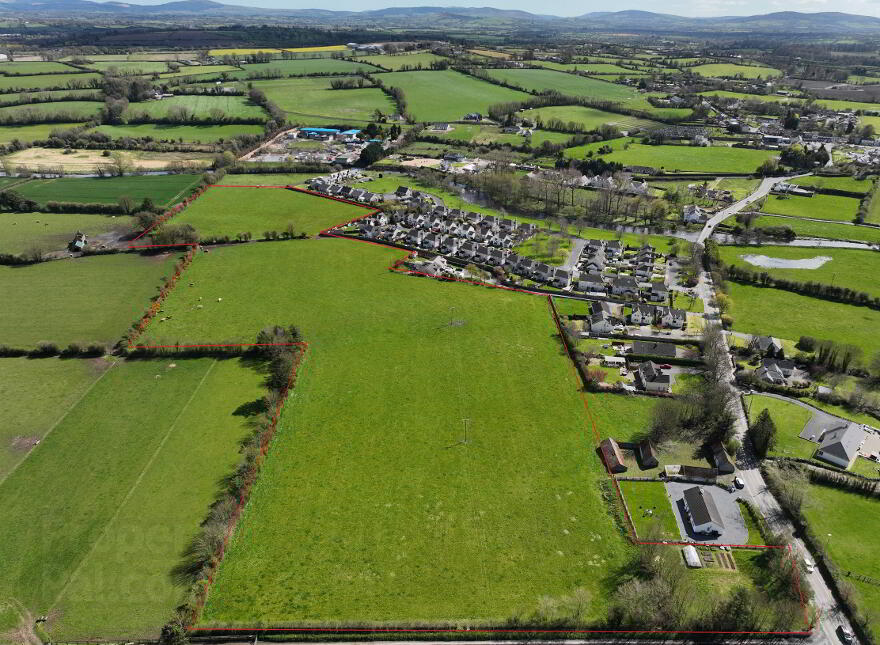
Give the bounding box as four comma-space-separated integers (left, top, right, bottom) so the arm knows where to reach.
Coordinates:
251, 77, 396, 123
0, 122, 83, 143
171, 186, 368, 239
751, 214, 880, 244
124, 95, 268, 122
238, 58, 379, 76
0, 212, 134, 255
0, 100, 103, 122
519, 105, 660, 132
0, 61, 78, 75
0, 72, 101, 92
381, 70, 530, 121
4, 147, 216, 172
760, 194, 862, 223
726, 281, 880, 356
84, 60, 170, 74
0, 357, 265, 640
789, 175, 875, 195
0, 251, 183, 348
690, 63, 782, 78
14, 174, 202, 206
718, 245, 880, 298
93, 123, 265, 142
158, 64, 241, 79
358, 51, 448, 70
139, 239, 631, 626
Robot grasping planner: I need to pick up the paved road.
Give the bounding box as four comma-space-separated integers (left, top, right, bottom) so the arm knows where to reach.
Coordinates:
563, 237, 586, 270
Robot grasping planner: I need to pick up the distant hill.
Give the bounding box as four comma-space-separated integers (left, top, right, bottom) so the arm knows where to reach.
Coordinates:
3, 1, 880, 34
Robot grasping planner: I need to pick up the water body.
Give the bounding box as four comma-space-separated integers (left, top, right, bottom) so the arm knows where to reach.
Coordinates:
741, 254, 833, 269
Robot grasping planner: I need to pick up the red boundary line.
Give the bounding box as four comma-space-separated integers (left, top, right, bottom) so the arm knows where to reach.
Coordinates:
125, 185, 812, 636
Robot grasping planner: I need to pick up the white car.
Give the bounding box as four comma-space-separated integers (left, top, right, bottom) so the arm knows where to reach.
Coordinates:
804, 557, 815, 574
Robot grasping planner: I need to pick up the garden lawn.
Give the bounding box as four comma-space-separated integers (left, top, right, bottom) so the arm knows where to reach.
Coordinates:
0, 356, 110, 481
801, 483, 880, 635
125, 95, 267, 122
744, 394, 814, 460
719, 245, 880, 299
726, 281, 880, 357
690, 63, 781, 78
142, 239, 632, 626
563, 138, 776, 173
239, 58, 379, 76
0, 357, 264, 640
519, 105, 660, 132
0, 251, 183, 348
513, 231, 571, 264
358, 51, 448, 70
752, 214, 880, 244
0, 100, 103, 122
760, 194, 861, 223
790, 175, 874, 196
94, 123, 265, 142
618, 480, 678, 540
251, 77, 396, 124
381, 70, 529, 122
0, 72, 101, 92
172, 186, 368, 239
0, 212, 134, 255
14, 174, 201, 206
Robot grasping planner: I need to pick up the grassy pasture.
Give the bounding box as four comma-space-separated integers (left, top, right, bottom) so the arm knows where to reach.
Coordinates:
718, 245, 880, 298
690, 63, 781, 78
726, 281, 880, 357
124, 95, 268, 122
0, 88, 101, 104
4, 147, 215, 172
0, 61, 77, 75
141, 239, 631, 626
0, 251, 183, 348
358, 51, 448, 70
0, 357, 264, 640
93, 123, 265, 142
716, 177, 761, 200
239, 58, 378, 76
0, 100, 103, 122
84, 60, 169, 74
760, 194, 861, 223
158, 65, 241, 79
519, 105, 660, 132
700, 90, 880, 114
0, 356, 110, 481
0, 212, 134, 255
171, 186, 368, 239
427, 123, 572, 147
744, 394, 814, 460
381, 70, 529, 122
285, 45, 348, 53
751, 214, 880, 244
251, 77, 396, 124
801, 483, 880, 634
0, 73, 101, 92
789, 175, 874, 195
216, 172, 318, 186
15, 174, 202, 206
0, 122, 84, 143
564, 138, 776, 173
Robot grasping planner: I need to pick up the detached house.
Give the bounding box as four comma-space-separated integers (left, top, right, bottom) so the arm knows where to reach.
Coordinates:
551, 268, 572, 289
578, 276, 606, 294
682, 204, 707, 224
440, 235, 460, 254
815, 424, 865, 469
649, 282, 669, 303
604, 240, 623, 257
590, 312, 615, 334
682, 486, 725, 535
660, 307, 686, 329
611, 276, 640, 298
630, 304, 656, 326
457, 240, 476, 260
749, 335, 785, 358
636, 361, 672, 393
472, 244, 490, 263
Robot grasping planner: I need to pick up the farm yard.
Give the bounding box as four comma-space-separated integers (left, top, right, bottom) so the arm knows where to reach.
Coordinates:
13, 174, 202, 206
0, 357, 265, 640
0, 251, 184, 349
169, 186, 369, 239
138, 239, 632, 626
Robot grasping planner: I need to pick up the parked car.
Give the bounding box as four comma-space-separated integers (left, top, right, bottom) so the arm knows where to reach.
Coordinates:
804, 558, 815, 574
734, 477, 745, 489
657, 363, 672, 369
838, 625, 854, 644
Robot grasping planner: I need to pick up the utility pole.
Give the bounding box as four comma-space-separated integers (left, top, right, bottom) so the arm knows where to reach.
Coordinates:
461, 417, 470, 445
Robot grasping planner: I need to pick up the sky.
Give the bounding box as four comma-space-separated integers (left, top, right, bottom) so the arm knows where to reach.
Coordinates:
125, 0, 880, 18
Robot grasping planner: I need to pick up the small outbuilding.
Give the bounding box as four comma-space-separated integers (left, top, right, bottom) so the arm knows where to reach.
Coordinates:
599, 438, 627, 474
637, 439, 658, 469
682, 545, 702, 568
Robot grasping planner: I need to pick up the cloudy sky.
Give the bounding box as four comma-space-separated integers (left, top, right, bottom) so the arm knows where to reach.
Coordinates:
126, 0, 880, 16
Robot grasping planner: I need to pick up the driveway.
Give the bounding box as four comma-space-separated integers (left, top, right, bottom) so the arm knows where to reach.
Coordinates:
664, 481, 749, 545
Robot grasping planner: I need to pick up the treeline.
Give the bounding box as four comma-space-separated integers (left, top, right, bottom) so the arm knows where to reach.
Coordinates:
367, 74, 409, 122
724, 263, 880, 311
30, 125, 264, 155
0, 189, 163, 215
0, 106, 97, 126
0, 340, 107, 357
0, 90, 103, 110
0, 77, 102, 94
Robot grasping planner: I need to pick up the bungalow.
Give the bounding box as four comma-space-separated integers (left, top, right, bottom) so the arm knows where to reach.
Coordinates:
610, 276, 640, 297
599, 438, 627, 474
636, 361, 672, 393
637, 439, 659, 469
660, 308, 686, 329
630, 304, 656, 326
551, 268, 572, 289
682, 486, 725, 535
457, 240, 476, 260
632, 340, 677, 359
815, 424, 865, 469
755, 361, 785, 384
589, 312, 615, 334
432, 122, 452, 131
749, 335, 785, 358
682, 204, 707, 224
711, 441, 735, 475
395, 185, 413, 199
440, 235, 460, 254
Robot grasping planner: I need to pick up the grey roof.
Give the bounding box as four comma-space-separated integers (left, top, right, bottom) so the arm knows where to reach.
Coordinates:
613, 276, 639, 289
683, 486, 725, 529
638, 361, 670, 385
819, 424, 865, 463
633, 340, 676, 358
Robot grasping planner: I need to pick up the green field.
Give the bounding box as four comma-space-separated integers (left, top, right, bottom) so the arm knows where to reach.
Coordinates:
0, 251, 183, 348
585, 391, 656, 442
0, 357, 264, 640
745, 394, 814, 460
139, 239, 631, 626
0, 61, 78, 75
700, 90, 880, 114
14, 174, 202, 206
577, 63, 642, 75
716, 177, 761, 200
0, 100, 104, 122
172, 186, 367, 239
239, 58, 379, 76
519, 105, 660, 132
381, 70, 530, 122
690, 63, 781, 79
801, 482, 880, 634
0, 122, 84, 143
726, 281, 880, 357
84, 60, 169, 74
158, 64, 241, 79
752, 214, 880, 244
0, 88, 101, 104
0, 72, 101, 92
358, 51, 448, 70
790, 175, 874, 195
564, 138, 777, 173
251, 77, 397, 124
761, 194, 862, 223
719, 245, 880, 298
125, 95, 268, 122
93, 123, 265, 142
0, 212, 134, 255
216, 172, 318, 186
618, 481, 678, 539
0, 356, 109, 481
426, 123, 573, 147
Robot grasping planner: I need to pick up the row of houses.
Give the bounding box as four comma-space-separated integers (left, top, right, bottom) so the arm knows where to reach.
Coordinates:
577, 239, 672, 303
308, 178, 382, 204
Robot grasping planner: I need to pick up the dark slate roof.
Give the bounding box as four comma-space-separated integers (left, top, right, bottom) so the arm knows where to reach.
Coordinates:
819, 424, 865, 463
683, 486, 725, 529
632, 340, 677, 358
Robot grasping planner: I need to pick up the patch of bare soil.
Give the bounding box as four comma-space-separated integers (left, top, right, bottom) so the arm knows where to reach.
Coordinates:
8, 436, 40, 453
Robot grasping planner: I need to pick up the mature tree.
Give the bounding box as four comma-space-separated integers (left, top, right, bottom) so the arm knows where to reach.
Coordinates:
749, 408, 777, 459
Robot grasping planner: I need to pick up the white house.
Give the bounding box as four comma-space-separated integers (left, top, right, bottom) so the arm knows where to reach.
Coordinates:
682, 204, 707, 224
682, 486, 725, 535
815, 424, 865, 469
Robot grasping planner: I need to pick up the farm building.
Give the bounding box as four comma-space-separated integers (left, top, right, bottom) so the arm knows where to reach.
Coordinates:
599, 438, 627, 474
711, 441, 735, 475
682, 486, 725, 535
637, 439, 658, 468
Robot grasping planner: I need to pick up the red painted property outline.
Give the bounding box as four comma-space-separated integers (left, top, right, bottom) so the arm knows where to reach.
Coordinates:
126, 185, 812, 636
